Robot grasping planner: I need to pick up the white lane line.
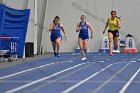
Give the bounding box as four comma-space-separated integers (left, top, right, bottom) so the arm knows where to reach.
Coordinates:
92, 62, 132, 93
0, 62, 71, 80
26, 61, 100, 93
1, 80, 140, 83
71, 53, 95, 55
5, 62, 89, 93
92, 57, 139, 93
1, 62, 139, 84
119, 67, 140, 93
61, 57, 139, 93
61, 64, 113, 93
1, 61, 139, 86
0, 57, 79, 80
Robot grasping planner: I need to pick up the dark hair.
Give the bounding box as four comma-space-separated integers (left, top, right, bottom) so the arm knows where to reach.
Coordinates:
116, 16, 121, 20
111, 10, 116, 15
80, 15, 86, 18
53, 16, 60, 24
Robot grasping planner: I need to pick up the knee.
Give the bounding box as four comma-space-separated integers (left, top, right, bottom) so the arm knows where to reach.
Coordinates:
109, 40, 113, 43
56, 41, 60, 44
52, 45, 55, 49
108, 38, 113, 43
79, 46, 83, 51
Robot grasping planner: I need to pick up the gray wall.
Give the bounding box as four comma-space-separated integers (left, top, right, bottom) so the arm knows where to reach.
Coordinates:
27, 0, 47, 54
36, 0, 48, 54
1, 0, 140, 53
0, 0, 3, 3
41, 0, 140, 52
114, 0, 140, 52
26, 0, 34, 43
3, 0, 26, 9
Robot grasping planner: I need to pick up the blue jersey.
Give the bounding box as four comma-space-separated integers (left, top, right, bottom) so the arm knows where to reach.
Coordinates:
50, 24, 62, 42
78, 21, 89, 40
51, 24, 61, 35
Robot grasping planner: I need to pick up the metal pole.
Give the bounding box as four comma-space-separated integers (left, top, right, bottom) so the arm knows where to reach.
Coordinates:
38, 0, 48, 54
34, 0, 38, 54
23, 0, 28, 9
0, 0, 4, 4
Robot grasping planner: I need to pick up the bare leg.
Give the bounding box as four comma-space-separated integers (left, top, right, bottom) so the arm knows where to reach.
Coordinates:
78, 38, 85, 57
113, 37, 119, 49
55, 37, 61, 57
108, 32, 113, 56
83, 39, 88, 53
52, 42, 57, 56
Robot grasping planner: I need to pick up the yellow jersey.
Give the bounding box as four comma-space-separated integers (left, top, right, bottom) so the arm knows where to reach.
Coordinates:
108, 17, 118, 31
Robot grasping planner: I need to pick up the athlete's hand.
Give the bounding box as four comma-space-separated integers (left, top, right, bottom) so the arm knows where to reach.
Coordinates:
76, 30, 79, 33
50, 23, 55, 31
90, 36, 93, 39
76, 27, 81, 32
64, 34, 67, 40
52, 23, 56, 29
103, 30, 105, 34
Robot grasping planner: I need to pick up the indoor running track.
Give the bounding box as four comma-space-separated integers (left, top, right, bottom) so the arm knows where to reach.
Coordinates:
0, 53, 140, 93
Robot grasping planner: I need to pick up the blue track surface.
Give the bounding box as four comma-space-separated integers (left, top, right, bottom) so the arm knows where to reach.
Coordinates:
0, 53, 140, 93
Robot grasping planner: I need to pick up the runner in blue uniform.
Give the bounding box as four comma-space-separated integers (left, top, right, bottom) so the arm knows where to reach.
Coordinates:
49, 16, 66, 57
76, 15, 94, 60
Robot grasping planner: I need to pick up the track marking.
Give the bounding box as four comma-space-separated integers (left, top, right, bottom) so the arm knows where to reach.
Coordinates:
61, 57, 139, 93
61, 64, 113, 93
4, 54, 140, 93
119, 67, 140, 93
93, 62, 132, 93
6, 59, 138, 93
5, 56, 110, 93
5, 62, 90, 93
26, 61, 104, 93
0, 57, 79, 80
92, 57, 139, 93
22, 57, 110, 93
1, 80, 140, 83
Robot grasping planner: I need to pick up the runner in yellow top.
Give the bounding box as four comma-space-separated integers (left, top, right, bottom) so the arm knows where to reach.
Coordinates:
103, 10, 121, 56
